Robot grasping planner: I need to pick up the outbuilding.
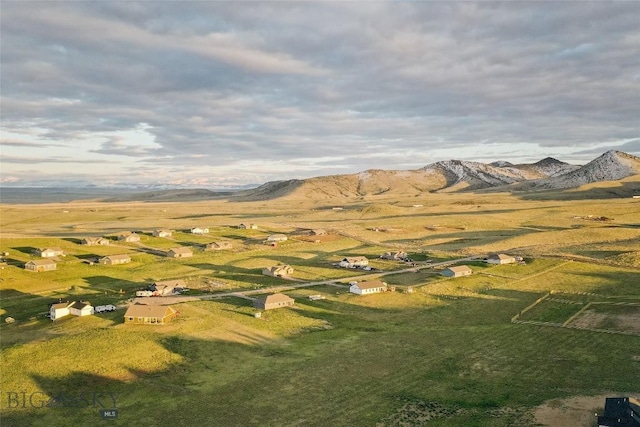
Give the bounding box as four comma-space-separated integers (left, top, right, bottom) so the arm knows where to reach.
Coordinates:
486, 253, 517, 264
441, 265, 473, 278
253, 293, 295, 310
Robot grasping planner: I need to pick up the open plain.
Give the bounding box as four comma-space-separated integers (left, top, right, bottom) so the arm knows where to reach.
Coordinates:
1, 184, 639, 426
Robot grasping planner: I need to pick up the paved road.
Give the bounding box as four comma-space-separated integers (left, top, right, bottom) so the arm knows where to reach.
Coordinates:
132, 255, 482, 305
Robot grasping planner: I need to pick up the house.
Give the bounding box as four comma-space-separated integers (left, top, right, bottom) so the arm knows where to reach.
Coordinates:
441, 265, 473, 278
151, 280, 186, 296
349, 280, 387, 295
238, 223, 258, 229
124, 304, 178, 325
262, 264, 294, 277
81, 237, 110, 246
339, 256, 369, 268
167, 247, 193, 258
266, 234, 288, 242
25, 259, 57, 272
486, 253, 517, 264
117, 232, 140, 242
597, 397, 640, 427
380, 251, 407, 261
49, 301, 94, 320
253, 293, 295, 310
190, 227, 209, 235
99, 254, 131, 265
153, 229, 172, 238
205, 241, 232, 251
37, 247, 64, 258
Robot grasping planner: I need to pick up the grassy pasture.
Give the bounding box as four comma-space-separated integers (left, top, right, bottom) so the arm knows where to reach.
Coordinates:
1, 192, 639, 426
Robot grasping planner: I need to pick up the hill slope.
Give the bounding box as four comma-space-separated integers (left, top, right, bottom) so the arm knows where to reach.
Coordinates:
209, 151, 640, 201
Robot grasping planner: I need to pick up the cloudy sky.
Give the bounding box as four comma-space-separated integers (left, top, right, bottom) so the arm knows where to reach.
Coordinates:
1, 1, 639, 188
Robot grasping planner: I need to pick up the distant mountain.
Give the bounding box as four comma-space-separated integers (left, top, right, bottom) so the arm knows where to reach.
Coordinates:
234, 151, 639, 201
103, 189, 234, 202
511, 150, 640, 191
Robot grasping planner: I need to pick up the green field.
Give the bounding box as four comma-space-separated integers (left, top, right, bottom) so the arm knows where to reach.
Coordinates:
1, 192, 639, 426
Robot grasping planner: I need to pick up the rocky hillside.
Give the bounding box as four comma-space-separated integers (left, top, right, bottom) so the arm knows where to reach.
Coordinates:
511, 150, 640, 191
228, 150, 639, 201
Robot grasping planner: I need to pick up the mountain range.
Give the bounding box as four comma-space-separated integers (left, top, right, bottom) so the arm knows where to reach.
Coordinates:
234, 150, 640, 201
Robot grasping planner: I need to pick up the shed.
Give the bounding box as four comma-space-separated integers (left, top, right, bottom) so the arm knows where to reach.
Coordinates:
25, 259, 57, 272
253, 293, 295, 310
124, 305, 178, 325
441, 265, 473, 277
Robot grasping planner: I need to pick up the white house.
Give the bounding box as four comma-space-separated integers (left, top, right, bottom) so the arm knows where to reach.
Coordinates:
339, 256, 369, 268
191, 227, 209, 235
49, 301, 94, 320
37, 247, 65, 258
349, 280, 387, 295
486, 253, 517, 265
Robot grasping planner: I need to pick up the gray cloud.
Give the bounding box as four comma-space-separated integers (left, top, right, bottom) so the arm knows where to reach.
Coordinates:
1, 1, 638, 186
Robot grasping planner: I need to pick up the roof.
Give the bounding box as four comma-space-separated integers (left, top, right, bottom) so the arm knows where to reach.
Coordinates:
488, 253, 514, 260
125, 304, 177, 318
27, 259, 57, 266
51, 301, 71, 309
102, 254, 131, 261
169, 247, 193, 254
353, 280, 386, 290
445, 265, 472, 273
39, 247, 63, 252
70, 301, 92, 310
256, 293, 294, 304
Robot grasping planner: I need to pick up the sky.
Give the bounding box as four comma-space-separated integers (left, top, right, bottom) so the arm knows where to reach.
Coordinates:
1, 1, 639, 188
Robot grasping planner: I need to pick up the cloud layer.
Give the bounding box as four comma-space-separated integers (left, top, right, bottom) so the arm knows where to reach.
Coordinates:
1, 2, 638, 187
